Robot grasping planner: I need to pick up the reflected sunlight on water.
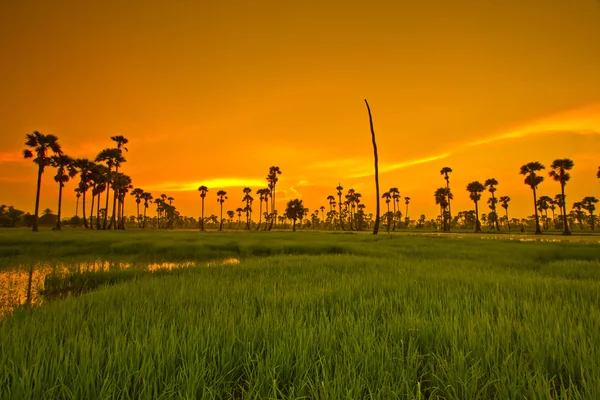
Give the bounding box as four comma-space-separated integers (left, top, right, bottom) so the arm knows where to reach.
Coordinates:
0, 258, 241, 319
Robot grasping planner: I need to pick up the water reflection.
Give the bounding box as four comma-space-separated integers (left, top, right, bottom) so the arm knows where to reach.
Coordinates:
0, 258, 240, 319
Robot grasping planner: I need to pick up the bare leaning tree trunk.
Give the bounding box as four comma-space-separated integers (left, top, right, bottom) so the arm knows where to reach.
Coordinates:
364, 99, 380, 235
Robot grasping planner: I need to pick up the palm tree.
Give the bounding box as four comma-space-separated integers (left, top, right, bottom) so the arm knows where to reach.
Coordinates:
51, 154, 78, 230
382, 192, 391, 232
95, 148, 125, 230
109, 135, 128, 230
262, 188, 271, 230
440, 167, 453, 229
434, 188, 449, 231
255, 188, 268, 230
466, 181, 485, 233
226, 210, 235, 229
404, 197, 410, 226
285, 198, 305, 232
141, 192, 153, 228
74, 187, 82, 222
113, 173, 132, 229
549, 159, 574, 235
74, 158, 95, 229
499, 196, 511, 229
22, 131, 63, 232
198, 185, 208, 230
336, 184, 345, 230
130, 188, 145, 227
484, 178, 500, 231
266, 166, 281, 230
572, 201, 585, 230
389, 187, 400, 230
520, 162, 545, 234
537, 196, 552, 230
236, 207, 243, 229
364, 99, 380, 235
581, 196, 598, 230
216, 190, 227, 231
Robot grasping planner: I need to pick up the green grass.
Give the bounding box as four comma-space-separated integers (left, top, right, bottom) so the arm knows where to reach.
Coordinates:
1, 230, 600, 399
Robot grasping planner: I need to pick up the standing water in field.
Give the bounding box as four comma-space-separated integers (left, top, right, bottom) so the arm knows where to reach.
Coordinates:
0, 258, 240, 319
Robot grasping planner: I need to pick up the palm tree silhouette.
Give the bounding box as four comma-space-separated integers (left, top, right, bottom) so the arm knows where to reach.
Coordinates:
74, 158, 95, 229
216, 190, 227, 231
440, 167, 453, 230
434, 188, 449, 231
382, 192, 392, 232
389, 187, 400, 230
51, 154, 78, 230
22, 131, 63, 232
96, 148, 125, 230
404, 197, 410, 226
537, 196, 552, 230
198, 185, 208, 230
336, 184, 345, 230
141, 192, 153, 228
255, 188, 268, 230
572, 201, 584, 229
466, 181, 485, 233
364, 99, 380, 235
484, 178, 500, 231
520, 162, 545, 234
236, 207, 243, 229
285, 198, 304, 231
549, 159, 574, 235
226, 210, 235, 229
109, 135, 128, 229
130, 188, 145, 227
581, 196, 598, 230
499, 196, 511, 230
266, 166, 281, 230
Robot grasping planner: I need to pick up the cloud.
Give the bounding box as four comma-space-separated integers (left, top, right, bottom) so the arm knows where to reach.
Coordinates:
0, 152, 25, 164
348, 152, 451, 178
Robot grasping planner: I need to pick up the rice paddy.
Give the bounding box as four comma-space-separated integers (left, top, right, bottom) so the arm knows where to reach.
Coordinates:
1, 229, 599, 399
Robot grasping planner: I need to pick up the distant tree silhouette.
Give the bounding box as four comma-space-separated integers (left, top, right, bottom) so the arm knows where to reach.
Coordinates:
581, 196, 598, 230
484, 178, 500, 231
96, 148, 125, 230
549, 159, 574, 235
74, 158, 96, 229
285, 198, 304, 231
537, 196, 552, 230
109, 136, 128, 229
130, 188, 145, 227
51, 154, 78, 230
141, 192, 153, 228
520, 162, 545, 234
22, 131, 63, 232
434, 188, 449, 231
382, 191, 391, 232
466, 181, 485, 233
226, 210, 235, 229
364, 99, 380, 235
499, 196, 511, 229
255, 188, 268, 230
242, 187, 253, 230
389, 187, 400, 230
572, 201, 585, 229
266, 166, 281, 230
440, 167, 453, 230
336, 184, 345, 230
198, 185, 208, 230
216, 190, 227, 231
404, 197, 411, 226
236, 207, 243, 229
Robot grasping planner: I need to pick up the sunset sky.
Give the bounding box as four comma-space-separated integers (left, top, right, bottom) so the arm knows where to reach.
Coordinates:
1, 0, 599, 221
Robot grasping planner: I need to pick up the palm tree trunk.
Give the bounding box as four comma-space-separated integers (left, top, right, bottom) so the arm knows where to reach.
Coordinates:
560, 184, 571, 235
33, 165, 43, 232
391, 199, 396, 231
268, 189, 276, 231
474, 200, 481, 233
219, 203, 223, 231
89, 192, 95, 230
56, 183, 63, 230
292, 218, 296, 232
110, 165, 119, 230
143, 205, 147, 228
590, 212, 595, 230
82, 191, 88, 229
136, 201, 141, 228
505, 209, 510, 230
364, 99, 380, 235
446, 180, 452, 231
405, 203, 409, 226
103, 168, 111, 230
256, 201, 263, 230
492, 194, 500, 231
201, 198, 205, 231
532, 187, 541, 234
97, 194, 102, 230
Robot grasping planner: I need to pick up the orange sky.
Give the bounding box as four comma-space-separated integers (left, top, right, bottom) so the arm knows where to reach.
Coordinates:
1, 0, 599, 221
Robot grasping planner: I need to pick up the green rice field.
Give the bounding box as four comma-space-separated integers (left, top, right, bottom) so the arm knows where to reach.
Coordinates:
1, 229, 599, 399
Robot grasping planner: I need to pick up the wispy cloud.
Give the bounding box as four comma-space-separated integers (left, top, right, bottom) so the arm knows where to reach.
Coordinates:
0, 152, 25, 165
144, 178, 266, 192
349, 152, 451, 179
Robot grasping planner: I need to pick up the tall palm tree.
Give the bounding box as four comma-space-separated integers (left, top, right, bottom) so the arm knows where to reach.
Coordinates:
216, 190, 227, 231
499, 196, 511, 229
404, 197, 410, 226
242, 187, 253, 230
255, 188, 268, 230
198, 185, 208, 230
382, 192, 392, 232
364, 99, 380, 235
113, 173, 132, 229
466, 181, 485, 233
389, 187, 400, 230
22, 131, 63, 232
483, 178, 500, 231
549, 158, 574, 235
434, 188, 449, 231
440, 167, 453, 229
51, 154, 78, 230
95, 148, 125, 230
581, 196, 598, 230
336, 184, 345, 230
130, 188, 145, 227
236, 207, 243, 229
536, 196, 552, 230
141, 192, 153, 228
572, 201, 585, 230
74, 187, 82, 222
262, 188, 271, 230
266, 166, 281, 230
109, 135, 128, 230
520, 162, 545, 234
74, 158, 95, 229
226, 210, 235, 229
